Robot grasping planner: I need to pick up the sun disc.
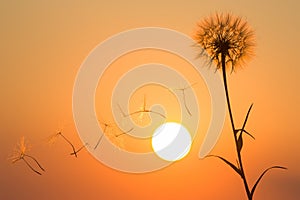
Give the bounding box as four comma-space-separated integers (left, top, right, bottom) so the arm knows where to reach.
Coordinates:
151, 122, 191, 161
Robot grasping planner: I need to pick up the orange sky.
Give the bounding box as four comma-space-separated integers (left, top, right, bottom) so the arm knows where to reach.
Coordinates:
1, 1, 299, 200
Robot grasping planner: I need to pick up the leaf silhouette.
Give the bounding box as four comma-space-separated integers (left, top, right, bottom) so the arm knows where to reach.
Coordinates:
250, 166, 287, 198
206, 155, 242, 176
236, 103, 254, 154
241, 104, 253, 133
237, 134, 243, 153
236, 129, 255, 140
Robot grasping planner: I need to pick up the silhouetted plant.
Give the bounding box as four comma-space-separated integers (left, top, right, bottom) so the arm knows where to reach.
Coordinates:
194, 12, 286, 200
8, 137, 45, 175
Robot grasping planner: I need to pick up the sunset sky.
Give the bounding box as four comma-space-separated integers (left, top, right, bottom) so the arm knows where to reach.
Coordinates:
1, 1, 299, 200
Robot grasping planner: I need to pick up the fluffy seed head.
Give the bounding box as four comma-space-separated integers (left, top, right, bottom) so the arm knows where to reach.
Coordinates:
194, 13, 255, 71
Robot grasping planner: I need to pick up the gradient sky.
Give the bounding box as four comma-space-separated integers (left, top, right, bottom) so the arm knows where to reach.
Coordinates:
1, 1, 299, 200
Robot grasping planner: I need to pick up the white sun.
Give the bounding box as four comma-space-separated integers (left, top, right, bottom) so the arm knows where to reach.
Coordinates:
151, 122, 192, 161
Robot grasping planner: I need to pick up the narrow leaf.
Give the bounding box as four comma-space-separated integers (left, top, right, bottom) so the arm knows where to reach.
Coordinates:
251, 166, 287, 198
206, 155, 242, 176
241, 104, 253, 131
236, 129, 255, 140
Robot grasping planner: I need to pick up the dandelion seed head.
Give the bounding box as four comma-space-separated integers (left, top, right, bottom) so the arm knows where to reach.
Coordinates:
47, 131, 61, 145
138, 112, 145, 120
8, 136, 30, 163
19, 136, 28, 154
194, 13, 255, 71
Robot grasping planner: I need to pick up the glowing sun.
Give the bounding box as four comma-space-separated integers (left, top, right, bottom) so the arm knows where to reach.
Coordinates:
151, 122, 192, 161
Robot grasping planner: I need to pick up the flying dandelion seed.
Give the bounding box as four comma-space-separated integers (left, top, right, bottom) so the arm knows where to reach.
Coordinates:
94, 121, 133, 150
9, 136, 29, 163
107, 127, 133, 150
47, 131, 61, 145
8, 137, 45, 175
94, 122, 115, 150
94, 134, 104, 150
117, 103, 128, 118
48, 130, 83, 157
115, 127, 134, 138
124, 95, 166, 119
70, 142, 89, 156
171, 82, 197, 116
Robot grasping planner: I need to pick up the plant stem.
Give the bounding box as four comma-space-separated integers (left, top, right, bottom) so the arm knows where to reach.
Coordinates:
221, 54, 252, 200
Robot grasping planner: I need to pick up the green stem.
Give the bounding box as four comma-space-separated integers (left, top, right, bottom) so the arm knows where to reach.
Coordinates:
221, 54, 252, 200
